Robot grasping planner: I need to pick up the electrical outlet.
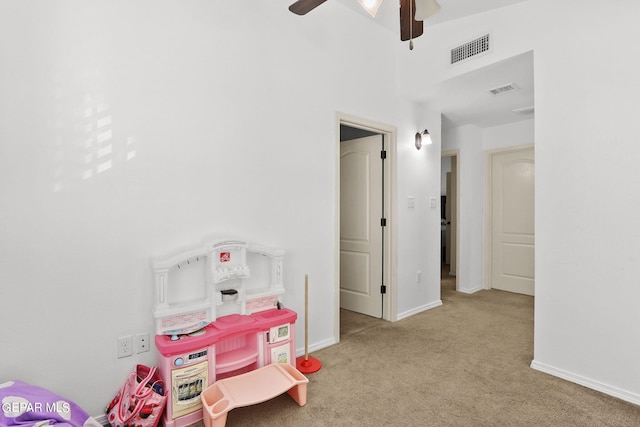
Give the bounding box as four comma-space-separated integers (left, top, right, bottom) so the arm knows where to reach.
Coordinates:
417, 270, 422, 283
136, 332, 151, 353
117, 335, 133, 358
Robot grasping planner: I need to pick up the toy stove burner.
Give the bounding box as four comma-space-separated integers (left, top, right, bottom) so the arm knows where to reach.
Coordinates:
169, 327, 208, 341
188, 328, 206, 337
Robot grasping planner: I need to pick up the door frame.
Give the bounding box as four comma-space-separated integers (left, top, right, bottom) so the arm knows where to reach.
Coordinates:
483, 144, 535, 290
335, 112, 397, 341
441, 150, 460, 291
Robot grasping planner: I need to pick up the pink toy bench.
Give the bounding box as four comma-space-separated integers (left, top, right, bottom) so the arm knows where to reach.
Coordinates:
201, 363, 309, 427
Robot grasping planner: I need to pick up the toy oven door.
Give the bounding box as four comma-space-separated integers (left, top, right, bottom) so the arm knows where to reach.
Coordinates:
269, 342, 292, 364
170, 360, 208, 419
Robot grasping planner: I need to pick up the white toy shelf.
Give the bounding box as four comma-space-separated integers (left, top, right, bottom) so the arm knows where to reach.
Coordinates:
152, 239, 285, 336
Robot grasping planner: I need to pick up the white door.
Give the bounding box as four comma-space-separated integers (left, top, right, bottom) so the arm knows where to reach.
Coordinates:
490, 147, 535, 296
340, 135, 383, 317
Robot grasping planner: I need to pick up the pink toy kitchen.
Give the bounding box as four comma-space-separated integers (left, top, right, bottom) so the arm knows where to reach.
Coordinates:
151, 239, 307, 427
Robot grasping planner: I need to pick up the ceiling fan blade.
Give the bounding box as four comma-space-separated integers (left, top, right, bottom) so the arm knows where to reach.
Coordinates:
289, 0, 328, 15
399, 0, 424, 41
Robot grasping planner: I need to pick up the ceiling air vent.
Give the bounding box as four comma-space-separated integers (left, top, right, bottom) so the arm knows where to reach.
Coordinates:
451, 34, 490, 65
488, 82, 519, 96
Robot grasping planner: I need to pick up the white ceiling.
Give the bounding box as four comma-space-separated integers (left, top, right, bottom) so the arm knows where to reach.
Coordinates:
434, 51, 534, 129
334, 0, 534, 129
337, 0, 528, 32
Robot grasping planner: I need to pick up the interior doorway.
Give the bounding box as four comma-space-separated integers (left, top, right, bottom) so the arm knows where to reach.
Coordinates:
336, 114, 397, 341
340, 132, 385, 318
441, 151, 459, 291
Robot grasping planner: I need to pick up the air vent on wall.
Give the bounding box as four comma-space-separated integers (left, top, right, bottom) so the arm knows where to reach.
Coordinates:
451, 33, 490, 64
488, 82, 519, 96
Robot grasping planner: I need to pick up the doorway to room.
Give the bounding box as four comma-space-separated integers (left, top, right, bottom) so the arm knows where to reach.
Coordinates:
340, 130, 385, 318
336, 114, 397, 339
441, 151, 459, 292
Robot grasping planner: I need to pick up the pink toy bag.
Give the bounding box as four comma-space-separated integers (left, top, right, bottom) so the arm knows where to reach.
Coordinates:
106, 364, 167, 427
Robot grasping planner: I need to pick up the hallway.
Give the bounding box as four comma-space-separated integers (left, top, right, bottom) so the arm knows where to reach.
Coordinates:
441, 262, 456, 296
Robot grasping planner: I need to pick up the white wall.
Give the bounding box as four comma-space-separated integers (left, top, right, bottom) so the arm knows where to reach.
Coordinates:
403, 1, 538, 296
396, 108, 443, 319
0, 0, 443, 417
441, 125, 484, 293
483, 119, 534, 151
398, 1, 536, 101
531, 0, 640, 404
439, 0, 640, 405
441, 156, 451, 196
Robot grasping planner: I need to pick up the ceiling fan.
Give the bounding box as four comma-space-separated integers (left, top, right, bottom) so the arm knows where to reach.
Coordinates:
288, 0, 441, 49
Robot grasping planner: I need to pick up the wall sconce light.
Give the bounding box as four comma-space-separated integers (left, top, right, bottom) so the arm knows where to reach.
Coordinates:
414, 129, 431, 150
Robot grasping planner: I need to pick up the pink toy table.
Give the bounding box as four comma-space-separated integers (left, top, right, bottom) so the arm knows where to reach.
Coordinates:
201, 363, 308, 427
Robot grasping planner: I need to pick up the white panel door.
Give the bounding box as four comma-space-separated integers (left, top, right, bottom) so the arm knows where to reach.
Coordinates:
491, 148, 535, 296
340, 136, 383, 317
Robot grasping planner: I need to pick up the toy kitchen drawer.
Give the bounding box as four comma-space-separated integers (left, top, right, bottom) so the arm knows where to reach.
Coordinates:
267, 323, 291, 344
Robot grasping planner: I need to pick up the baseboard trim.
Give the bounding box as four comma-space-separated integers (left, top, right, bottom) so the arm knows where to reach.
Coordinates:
297, 336, 336, 358
396, 300, 443, 321
458, 286, 483, 294
530, 359, 640, 406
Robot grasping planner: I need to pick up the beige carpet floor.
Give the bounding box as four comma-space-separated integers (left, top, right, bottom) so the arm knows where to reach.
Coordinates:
186, 272, 640, 426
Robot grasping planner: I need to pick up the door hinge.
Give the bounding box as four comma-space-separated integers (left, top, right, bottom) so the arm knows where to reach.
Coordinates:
381, 218, 387, 227
380, 285, 387, 294
381, 150, 387, 159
